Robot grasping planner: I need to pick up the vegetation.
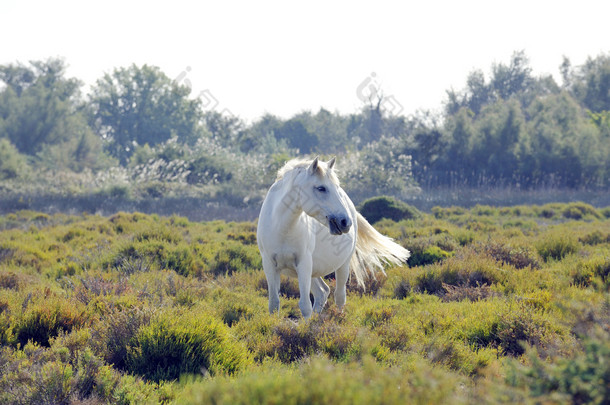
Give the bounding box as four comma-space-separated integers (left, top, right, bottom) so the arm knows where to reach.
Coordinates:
0, 203, 608, 404
1, 52, 609, 211
358, 195, 421, 224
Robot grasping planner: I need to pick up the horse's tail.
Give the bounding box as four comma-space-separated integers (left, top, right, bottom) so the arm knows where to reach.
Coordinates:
350, 212, 410, 288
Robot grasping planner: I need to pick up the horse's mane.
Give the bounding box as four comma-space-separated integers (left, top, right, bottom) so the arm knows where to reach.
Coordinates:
276, 158, 340, 185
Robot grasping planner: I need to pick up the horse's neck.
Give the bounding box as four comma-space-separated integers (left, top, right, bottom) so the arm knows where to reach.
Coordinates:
271, 178, 307, 234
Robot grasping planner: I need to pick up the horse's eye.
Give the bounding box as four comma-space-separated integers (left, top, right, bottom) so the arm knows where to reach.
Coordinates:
316, 186, 327, 193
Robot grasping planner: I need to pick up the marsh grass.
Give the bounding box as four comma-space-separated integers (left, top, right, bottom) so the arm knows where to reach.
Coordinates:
0, 203, 608, 404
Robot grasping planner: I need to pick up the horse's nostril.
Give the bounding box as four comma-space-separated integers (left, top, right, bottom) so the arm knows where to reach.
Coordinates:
340, 218, 347, 228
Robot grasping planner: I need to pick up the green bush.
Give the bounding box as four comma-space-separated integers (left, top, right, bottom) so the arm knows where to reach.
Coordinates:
358, 196, 421, 224
561, 202, 600, 220
126, 310, 251, 382
536, 234, 580, 262
14, 297, 89, 347
579, 230, 610, 246
90, 307, 153, 370
208, 242, 261, 276
271, 320, 320, 363
0, 138, 30, 180
412, 249, 506, 295
479, 240, 540, 269
507, 333, 610, 403
572, 256, 610, 288
408, 245, 451, 267
176, 356, 469, 405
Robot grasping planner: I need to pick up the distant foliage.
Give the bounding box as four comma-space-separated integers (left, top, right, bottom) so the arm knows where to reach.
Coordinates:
2, 53, 610, 206
0, 139, 29, 180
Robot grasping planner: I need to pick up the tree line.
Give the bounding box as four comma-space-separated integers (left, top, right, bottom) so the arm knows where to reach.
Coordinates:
0, 51, 609, 201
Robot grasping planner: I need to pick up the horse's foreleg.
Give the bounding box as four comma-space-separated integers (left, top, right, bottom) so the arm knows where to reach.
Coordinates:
334, 261, 350, 310
312, 277, 330, 313
263, 256, 281, 314
297, 257, 314, 318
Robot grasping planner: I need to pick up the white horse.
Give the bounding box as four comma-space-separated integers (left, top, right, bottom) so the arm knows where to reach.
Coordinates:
257, 156, 410, 318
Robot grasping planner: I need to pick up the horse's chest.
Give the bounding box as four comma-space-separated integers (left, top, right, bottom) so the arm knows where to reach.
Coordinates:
272, 252, 300, 278
273, 252, 298, 269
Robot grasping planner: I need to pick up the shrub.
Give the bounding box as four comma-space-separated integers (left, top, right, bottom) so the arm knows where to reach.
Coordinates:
479, 240, 540, 269
579, 230, 610, 246
176, 356, 468, 405
208, 242, 261, 276
413, 249, 506, 295
441, 283, 496, 302
561, 202, 600, 220
507, 334, 610, 404
126, 310, 251, 382
14, 297, 89, 347
490, 305, 552, 356
271, 320, 320, 363
220, 301, 253, 327
408, 244, 451, 267
358, 196, 421, 224
0, 271, 21, 290
0, 340, 124, 405
431, 206, 467, 219
572, 256, 610, 288
90, 307, 153, 370
0, 138, 30, 180
538, 206, 556, 219
536, 234, 580, 262
393, 279, 412, 299
164, 246, 203, 276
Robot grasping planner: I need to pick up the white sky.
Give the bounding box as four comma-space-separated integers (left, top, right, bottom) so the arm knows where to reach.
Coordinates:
2, 0, 608, 122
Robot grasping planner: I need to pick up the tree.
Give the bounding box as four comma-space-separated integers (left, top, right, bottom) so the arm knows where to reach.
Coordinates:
523, 93, 597, 187
570, 53, 610, 112
445, 70, 491, 116
437, 108, 476, 185
490, 50, 533, 100
276, 118, 318, 153
472, 99, 524, 184
0, 59, 82, 154
0, 58, 105, 171
203, 110, 244, 148
89, 64, 204, 164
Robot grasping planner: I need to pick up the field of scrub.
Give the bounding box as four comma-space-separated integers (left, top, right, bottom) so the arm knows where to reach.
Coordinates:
0, 202, 609, 404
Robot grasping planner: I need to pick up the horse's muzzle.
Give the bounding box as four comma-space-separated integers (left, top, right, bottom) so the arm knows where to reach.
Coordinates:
328, 215, 352, 235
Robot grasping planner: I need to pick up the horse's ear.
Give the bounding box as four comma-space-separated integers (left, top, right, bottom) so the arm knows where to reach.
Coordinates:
327, 156, 336, 170
308, 156, 320, 175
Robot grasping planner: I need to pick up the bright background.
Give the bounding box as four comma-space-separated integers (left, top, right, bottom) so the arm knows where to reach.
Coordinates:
2, 0, 608, 121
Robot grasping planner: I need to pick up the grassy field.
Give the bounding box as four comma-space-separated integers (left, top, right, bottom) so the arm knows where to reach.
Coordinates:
0, 202, 609, 404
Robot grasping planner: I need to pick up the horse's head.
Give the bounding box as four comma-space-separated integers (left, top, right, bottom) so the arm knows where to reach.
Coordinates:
297, 157, 352, 235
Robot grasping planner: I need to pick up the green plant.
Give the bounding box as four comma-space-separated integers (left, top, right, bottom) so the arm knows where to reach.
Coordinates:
536, 234, 580, 262
14, 296, 89, 347
208, 242, 261, 276
507, 333, 610, 403
126, 310, 251, 382
358, 196, 421, 224
561, 202, 600, 220
479, 240, 540, 269
408, 244, 451, 267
